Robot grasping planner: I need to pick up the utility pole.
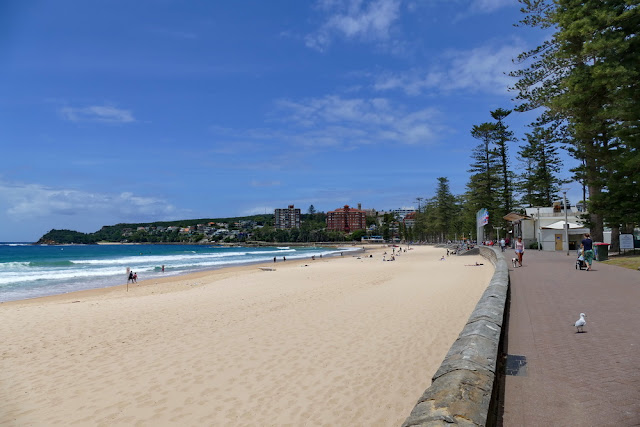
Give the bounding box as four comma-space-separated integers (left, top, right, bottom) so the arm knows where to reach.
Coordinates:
493, 226, 502, 241
534, 206, 542, 250
562, 190, 570, 256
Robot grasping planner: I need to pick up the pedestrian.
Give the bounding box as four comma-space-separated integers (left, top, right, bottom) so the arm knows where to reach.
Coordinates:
283, 256, 286, 261
133, 272, 138, 283
274, 257, 276, 263
128, 271, 133, 283
581, 233, 594, 271
515, 236, 524, 267
500, 238, 505, 252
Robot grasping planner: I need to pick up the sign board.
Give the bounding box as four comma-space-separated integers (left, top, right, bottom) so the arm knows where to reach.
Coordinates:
620, 234, 634, 250
476, 208, 489, 227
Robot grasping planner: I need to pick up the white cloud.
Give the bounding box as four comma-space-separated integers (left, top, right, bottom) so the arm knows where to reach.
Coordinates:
273, 94, 443, 145
241, 206, 275, 216
0, 181, 177, 221
306, 0, 401, 51
373, 41, 525, 95
59, 105, 135, 123
470, 0, 514, 13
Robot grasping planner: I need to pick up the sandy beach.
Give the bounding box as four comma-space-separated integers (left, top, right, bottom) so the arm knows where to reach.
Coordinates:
1, 245, 493, 426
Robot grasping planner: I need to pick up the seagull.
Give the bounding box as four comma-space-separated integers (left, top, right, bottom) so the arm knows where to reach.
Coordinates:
574, 313, 587, 333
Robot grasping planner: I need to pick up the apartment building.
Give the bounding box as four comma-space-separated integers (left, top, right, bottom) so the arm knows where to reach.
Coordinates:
326, 205, 367, 233
274, 205, 301, 229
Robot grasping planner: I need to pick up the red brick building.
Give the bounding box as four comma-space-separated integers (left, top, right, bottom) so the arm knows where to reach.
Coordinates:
326, 205, 367, 233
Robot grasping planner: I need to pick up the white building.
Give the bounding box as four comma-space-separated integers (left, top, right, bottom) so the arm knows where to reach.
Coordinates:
521, 205, 589, 251
393, 207, 416, 220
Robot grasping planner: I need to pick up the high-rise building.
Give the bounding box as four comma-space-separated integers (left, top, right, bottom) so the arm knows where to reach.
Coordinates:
326, 205, 366, 233
274, 205, 301, 229
403, 211, 417, 228
393, 207, 416, 220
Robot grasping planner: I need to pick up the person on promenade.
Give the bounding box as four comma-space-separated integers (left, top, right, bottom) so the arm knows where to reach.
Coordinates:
581, 233, 594, 271
515, 236, 524, 267
500, 238, 506, 252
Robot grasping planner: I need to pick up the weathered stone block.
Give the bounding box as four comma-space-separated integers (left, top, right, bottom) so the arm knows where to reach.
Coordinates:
459, 318, 501, 342
402, 370, 494, 426
467, 298, 505, 326
432, 335, 498, 380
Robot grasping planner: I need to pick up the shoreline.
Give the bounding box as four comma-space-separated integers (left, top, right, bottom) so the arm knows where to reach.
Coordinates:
1, 245, 493, 425
0, 245, 370, 306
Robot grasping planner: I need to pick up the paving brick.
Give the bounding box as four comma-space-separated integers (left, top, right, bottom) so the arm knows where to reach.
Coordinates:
499, 250, 640, 426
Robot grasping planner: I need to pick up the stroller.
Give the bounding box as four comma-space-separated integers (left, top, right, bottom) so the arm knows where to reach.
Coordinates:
576, 249, 586, 270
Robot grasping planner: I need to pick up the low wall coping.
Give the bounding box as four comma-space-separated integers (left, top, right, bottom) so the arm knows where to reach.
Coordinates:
402, 246, 508, 427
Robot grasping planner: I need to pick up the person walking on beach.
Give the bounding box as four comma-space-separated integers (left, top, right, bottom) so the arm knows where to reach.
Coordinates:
133, 272, 138, 283
128, 271, 134, 283
515, 236, 524, 267
581, 233, 594, 271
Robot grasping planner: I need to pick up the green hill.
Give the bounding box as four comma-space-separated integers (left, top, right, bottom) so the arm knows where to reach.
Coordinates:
37, 214, 274, 244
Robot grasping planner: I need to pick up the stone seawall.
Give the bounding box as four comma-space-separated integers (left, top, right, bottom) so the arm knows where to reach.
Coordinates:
402, 246, 508, 426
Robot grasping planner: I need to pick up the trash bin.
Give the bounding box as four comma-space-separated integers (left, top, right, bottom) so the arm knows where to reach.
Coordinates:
594, 243, 610, 261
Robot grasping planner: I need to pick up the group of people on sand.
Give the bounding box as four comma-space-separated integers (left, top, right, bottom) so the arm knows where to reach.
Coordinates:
127, 269, 137, 284
382, 247, 407, 262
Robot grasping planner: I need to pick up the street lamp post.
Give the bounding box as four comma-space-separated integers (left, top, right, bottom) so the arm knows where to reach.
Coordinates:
493, 226, 502, 241
534, 206, 542, 250
562, 190, 570, 256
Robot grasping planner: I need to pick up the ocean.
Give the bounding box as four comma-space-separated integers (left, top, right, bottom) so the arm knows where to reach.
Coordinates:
0, 243, 356, 302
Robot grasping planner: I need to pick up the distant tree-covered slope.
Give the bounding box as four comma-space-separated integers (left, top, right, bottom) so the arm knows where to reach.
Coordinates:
37, 229, 100, 244
37, 214, 274, 244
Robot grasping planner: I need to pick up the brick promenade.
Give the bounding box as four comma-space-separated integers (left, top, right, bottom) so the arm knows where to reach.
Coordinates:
499, 249, 640, 426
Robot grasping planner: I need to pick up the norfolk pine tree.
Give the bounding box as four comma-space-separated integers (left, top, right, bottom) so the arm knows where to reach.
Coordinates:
467, 122, 501, 237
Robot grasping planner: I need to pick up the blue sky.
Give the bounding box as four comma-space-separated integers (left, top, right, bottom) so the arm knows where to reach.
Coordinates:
1, 0, 581, 241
